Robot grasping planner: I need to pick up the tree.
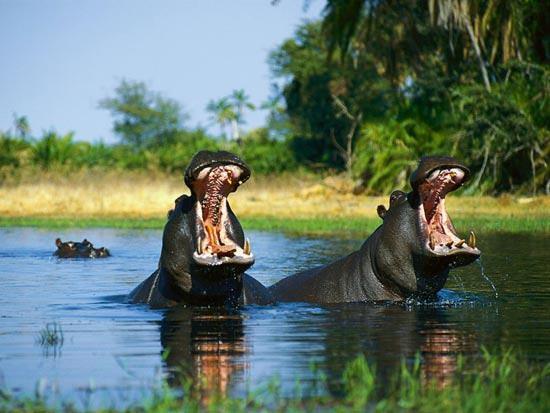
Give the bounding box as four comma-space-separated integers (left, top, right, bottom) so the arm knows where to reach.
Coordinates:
269, 1, 548, 193
229, 89, 255, 140
207, 90, 255, 140
99, 80, 188, 148
12, 113, 31, 139
269, 21, 391, 172
206, 97, 236, 139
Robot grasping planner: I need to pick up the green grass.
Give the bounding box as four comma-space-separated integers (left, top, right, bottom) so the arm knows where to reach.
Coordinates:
37, 322, 64, 347
0, 215, 549, 236
0, 349, 548, 412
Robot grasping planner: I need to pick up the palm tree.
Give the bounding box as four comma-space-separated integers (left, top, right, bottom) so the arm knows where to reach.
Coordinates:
429, 0, 492, 91
13, 113, 31, 139
321, 0, 536, 93
229, 89, 255, 140
206, 98, 236, 139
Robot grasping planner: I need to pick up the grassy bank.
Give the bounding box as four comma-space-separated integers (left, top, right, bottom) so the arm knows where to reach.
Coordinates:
0, 215, 548, 236
1, 173, 549, 235
1, 349, 548, 412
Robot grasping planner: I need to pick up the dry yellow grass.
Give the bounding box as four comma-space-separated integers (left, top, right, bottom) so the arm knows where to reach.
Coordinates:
1, 172, 549, 220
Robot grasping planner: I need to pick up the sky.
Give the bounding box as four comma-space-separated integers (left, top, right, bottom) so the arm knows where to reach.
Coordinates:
0, 0, 324, 143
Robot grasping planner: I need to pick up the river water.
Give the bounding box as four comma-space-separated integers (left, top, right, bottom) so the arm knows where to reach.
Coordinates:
0, 227, 548, 407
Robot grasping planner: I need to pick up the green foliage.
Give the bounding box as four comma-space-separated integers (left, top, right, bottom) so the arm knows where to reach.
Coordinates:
353, 120, 449, 194
32, 131, 81, 169
453, 62, 549, 194
0, 133, 31, 170
37, 322, 63, 347
206, 89, 256, 139
267, 1, 549, 194
2, 216, 548, 235
99, 80, 188, 148
153, 129, 220, 173
342, 354, 376, 407
2, 1, 547, 195
233, 128, 297, 174
0, 349, 548, 412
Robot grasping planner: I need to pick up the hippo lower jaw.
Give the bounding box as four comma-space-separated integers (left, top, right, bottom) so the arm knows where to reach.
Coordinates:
417, 167, 480, 267
191, 164, 254, 267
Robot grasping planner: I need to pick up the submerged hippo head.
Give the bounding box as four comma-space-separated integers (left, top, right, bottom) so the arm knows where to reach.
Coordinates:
158, 150, 254, 302
54, 238, 110, 258
374, 156, 480, 299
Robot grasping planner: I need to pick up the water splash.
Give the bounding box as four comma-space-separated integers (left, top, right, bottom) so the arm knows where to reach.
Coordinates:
477, 257, 498, 299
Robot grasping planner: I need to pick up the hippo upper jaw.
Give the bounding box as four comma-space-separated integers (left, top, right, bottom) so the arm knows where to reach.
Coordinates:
188, 161, 254, 270
415, 163, 480, 268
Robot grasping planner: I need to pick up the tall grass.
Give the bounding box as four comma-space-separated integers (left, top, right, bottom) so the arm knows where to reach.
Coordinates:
1, 172, 549, 237
0, 348, 547, 412
1, 172, 549, 234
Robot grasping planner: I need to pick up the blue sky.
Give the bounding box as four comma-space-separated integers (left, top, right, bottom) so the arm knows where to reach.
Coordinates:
0, 0, 323, 143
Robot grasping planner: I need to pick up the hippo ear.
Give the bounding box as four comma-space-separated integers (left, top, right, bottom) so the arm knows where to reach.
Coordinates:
377, 205, 387, 220
55, 238, 62, 247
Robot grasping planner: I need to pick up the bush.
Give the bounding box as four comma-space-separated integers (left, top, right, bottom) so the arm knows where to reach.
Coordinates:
352, 119, 449, 194
234, 128, 297, 174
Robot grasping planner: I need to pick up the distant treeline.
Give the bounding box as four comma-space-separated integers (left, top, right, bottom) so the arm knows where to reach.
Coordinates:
2, 1, 549, 194
0, 128, 296, 178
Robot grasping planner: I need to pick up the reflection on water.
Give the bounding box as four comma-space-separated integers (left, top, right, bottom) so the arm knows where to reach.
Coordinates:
419, 321, 476, 387
160, 307, 247, 402
0, 228, 548, 406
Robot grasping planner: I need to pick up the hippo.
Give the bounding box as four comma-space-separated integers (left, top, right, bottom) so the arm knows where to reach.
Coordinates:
269, 156, 481, 303
129, 150, 273, 308
54, 238, 110, 258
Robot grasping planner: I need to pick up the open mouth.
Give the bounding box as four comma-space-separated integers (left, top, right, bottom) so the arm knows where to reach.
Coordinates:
191, 164, 253, 266
417, 167, 480, 259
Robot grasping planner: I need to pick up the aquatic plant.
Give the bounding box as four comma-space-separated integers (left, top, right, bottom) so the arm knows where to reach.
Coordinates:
0, 348, 547, 412
36, 322, 64, 349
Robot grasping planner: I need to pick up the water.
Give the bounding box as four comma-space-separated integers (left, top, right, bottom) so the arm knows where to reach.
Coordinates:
0, 228, 548, 406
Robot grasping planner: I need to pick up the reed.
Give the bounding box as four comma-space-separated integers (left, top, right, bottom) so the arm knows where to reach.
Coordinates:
0, 348, 547, 412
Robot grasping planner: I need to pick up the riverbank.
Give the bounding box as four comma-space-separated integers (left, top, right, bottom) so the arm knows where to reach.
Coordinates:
1, 174, 548, 235
0, 216, 548, 236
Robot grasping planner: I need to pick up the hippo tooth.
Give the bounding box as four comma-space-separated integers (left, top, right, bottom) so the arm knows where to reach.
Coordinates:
244, 238, 251, 255
468, 231, 476, 249
197, 237, 203, 254
446, 240, 453, 248
429, 233, 435, 250
455, 239, 466, 248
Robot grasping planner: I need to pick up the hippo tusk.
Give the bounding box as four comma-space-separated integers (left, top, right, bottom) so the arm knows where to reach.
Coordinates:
467, 231, 476, 249
197, 236, 203, 255
244, 238, 251, 255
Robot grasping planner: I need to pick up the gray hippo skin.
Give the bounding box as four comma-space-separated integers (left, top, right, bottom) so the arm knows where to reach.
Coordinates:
54, 238, 110, 258
129, 150, 273, 308
269, 156, 481, 303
